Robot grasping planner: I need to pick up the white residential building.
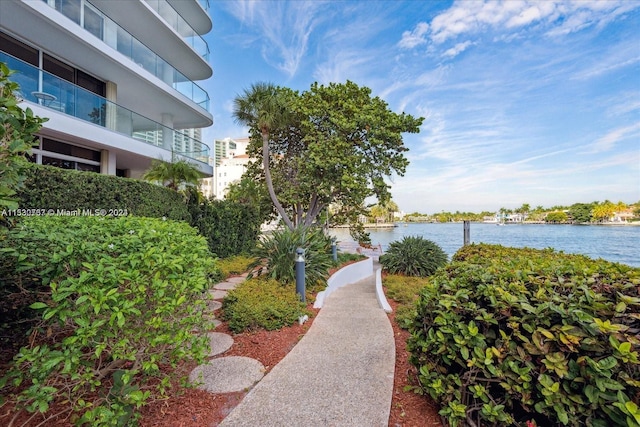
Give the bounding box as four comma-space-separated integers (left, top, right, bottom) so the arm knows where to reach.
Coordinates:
201, 137, 251, 199
0, 0, 213, 178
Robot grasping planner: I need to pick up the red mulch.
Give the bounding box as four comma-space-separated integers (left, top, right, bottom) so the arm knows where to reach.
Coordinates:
1, 281, 442, 427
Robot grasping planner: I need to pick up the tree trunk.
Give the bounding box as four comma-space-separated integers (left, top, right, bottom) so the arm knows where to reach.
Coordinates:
262, 132, 294, 230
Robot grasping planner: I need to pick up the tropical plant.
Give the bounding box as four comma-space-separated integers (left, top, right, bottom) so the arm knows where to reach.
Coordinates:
409, 244, 640, 427
142, 157, 201, 190
248, 225, 333, 289
379, 236, 447, 277
225, 174, 275, 225
233, 82, 294, 229
0, 63, 47, 216
222, 278, 309, 333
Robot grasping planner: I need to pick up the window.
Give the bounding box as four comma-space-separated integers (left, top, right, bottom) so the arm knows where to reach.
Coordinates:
83, 3, 104, 40
0, 32, 38, 66
56, 0, 81, 25
42, 138, 101, 162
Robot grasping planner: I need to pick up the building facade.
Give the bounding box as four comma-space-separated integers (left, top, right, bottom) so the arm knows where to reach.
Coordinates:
201, 137, 250, 199
0, 0, 213, 178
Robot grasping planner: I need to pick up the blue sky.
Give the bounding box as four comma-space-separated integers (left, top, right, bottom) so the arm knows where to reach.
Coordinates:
200, 0, 640, 214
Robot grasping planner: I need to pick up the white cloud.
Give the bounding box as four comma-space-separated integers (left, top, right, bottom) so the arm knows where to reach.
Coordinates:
398, 22, 429, 49
586, 122, 640, 154
442, 41, 473, 58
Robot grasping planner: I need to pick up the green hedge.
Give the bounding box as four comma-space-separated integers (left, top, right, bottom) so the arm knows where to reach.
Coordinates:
17, 164, 190, 221
222, 278, 308, 333
186, 189, 261, 258
409, 244, 640, 427
1, 216, 217, 425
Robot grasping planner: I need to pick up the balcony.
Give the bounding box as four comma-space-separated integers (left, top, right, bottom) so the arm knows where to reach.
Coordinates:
144, 0, 210, 57
41, 0, 210, 110
2, 52, 210, 163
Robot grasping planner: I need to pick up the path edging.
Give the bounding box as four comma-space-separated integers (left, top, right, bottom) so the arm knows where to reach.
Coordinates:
313, 257, 373, 308
375, 268, 392, 313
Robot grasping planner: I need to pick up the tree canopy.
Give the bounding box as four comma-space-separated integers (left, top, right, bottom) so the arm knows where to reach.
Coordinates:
235, 80, 423, 230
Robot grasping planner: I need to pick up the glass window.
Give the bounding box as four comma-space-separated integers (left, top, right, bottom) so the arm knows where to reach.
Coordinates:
42, 156, 75, 170
76, 162, 100, 172
42, 138, 101, 162
56, 0, 81, 25
83, 4, 104, 40
0, 32, 38, 66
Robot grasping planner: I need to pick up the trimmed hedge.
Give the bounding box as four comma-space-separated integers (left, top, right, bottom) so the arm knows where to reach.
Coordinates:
1, 216, 217, 424
409, 244, 640, 427
221, 278, 308, 333
186, 189, 262, 258
17, 164, 190, 221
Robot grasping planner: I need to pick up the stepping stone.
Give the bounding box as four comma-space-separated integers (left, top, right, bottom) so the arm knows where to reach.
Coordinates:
190, 356, 265, 393
226, 276, 246, 284
207, 332, 234, 356
214, 282, 238, 291
209, 289, 227, 300
208, 300, 222, 311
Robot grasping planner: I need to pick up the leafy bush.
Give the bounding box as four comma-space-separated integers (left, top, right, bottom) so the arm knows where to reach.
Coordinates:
383, 274, 427, 330
17, 164, 190, 220
333, 251, 367, 267
221, 278, 308, 333
249, 225, 333, 289
0, 63, 47, 215
186, 188, 262, 258
408, 243, 640, 427
0, 216, 217, 425
217, 255, 256, 278
380, 236, 447, 276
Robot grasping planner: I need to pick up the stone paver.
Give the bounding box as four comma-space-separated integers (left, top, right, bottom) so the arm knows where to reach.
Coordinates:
226, 276, 246, 284
207, 332, 234, 357
209, 289, 228, 300
190, 356, 265, 393
214, 282, 238, 291
208, 300, 222, 311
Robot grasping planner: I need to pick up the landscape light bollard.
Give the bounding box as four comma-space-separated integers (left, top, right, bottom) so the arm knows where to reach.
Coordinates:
295, 247, 306, 303
463, 220, 470, 246
331, 238, 337, 262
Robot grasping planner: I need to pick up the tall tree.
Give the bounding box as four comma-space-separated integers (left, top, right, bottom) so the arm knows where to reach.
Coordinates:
233, 82, 295, 229
239, 81, 423, 231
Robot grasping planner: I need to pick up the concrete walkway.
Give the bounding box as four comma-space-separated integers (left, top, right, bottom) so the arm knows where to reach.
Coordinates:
219, 273, 395, 427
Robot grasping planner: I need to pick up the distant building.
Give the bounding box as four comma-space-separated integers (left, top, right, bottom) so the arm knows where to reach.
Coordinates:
201, 137, 251, 199
0, 0, 213, 177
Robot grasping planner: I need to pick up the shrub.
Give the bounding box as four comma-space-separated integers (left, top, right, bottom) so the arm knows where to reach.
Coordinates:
0, 63, 47, 216
186, 188, 262, 258
221, 278, 308, 333
248, 225, 333, 289
408, 243, 640, 427
17, 163, 190, 221
383, 275, 428, 330
379, 236, 447, 277
0, 216, 217, 425
217, 255, 256, 278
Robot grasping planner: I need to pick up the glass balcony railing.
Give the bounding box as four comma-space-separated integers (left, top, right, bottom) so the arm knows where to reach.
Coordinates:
41, 0, 210, 111
198, 0, 210, 12
143, 0, 210, 60
2, 52, 210, 163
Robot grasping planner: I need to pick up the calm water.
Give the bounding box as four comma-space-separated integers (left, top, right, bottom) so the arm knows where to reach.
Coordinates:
330, 223, 640, 268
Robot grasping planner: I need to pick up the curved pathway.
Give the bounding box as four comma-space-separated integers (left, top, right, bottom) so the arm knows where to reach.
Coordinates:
219, 274, 395, 426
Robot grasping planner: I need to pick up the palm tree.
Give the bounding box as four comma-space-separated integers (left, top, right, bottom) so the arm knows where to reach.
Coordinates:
143, 158, 201, 191
233, 82, 294, 230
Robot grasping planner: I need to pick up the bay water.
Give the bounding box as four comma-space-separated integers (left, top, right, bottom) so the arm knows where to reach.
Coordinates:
329, 223, 640, 268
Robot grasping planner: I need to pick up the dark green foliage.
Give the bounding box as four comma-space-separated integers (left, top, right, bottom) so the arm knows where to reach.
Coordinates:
0, 216, 217, 424
186, 188, 262, 258
248, 225, 333, 290
409, 243, 640, 427
333, 251, 367, 267
0, 63, 47, 215
17, 164, 190, 220
222, 278, 308, 333
379, 236, 448, 277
